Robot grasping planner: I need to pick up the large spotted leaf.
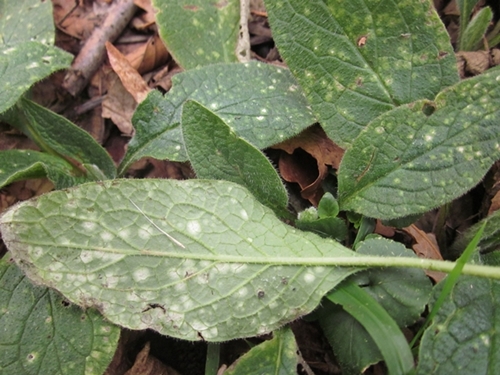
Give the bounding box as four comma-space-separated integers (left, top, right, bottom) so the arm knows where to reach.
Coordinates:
0, 179, 358, 342
265, 0, 458, 147
118, 61, 315, 174
338, 68, 500, 219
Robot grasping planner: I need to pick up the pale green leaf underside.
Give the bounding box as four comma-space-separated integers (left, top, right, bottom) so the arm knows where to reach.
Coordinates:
153, 0, 239, 69
0, 260, 119, 375
0, 42, 73, 114
0, 150, 88, 190
182, 100, 288, 215
339, 68, 500, 219
225, 327, 299, 375
0, 0, 54, 46
0, 179, 357, 341
265, 0, 458, 147
417, 276, 500, 374
119, 62, 316, 174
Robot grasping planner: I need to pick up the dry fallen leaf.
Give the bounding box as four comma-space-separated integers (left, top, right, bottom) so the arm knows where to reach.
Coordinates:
105, 41, 150, 103
124, 342, 180, 375
273, 125, 344, 205
102, 72, 137, 136
404, 224, 446, 282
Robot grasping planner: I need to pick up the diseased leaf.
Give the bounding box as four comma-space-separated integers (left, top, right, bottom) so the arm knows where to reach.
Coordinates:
0, 259, 119, 375
265, 0, 458, 147
0, 0, 55, 46
0, 150, 88, 190
0, 179, 358, 342
182, 100, 288, 216
225, 327, 299, 375
0, 42, 72, 114
339, 68, 500, 219
153, 0, 239, 69
119, 62, 315, 174
417, 276, 500, 374
1, 97, 116, 180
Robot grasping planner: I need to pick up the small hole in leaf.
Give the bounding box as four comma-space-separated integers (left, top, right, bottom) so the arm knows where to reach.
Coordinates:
61, 300, 71, 307
422, 102, 436, 116
257, 290, 265, 299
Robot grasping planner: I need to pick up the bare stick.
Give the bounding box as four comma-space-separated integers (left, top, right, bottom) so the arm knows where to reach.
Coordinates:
62, 0, 138, 96
127, 198, 186, 249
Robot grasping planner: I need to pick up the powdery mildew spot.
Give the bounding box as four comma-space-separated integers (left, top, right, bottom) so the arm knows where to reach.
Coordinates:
238, 287, 249, 298
303, 273, 316, 283
118, 228, 130, 239
187, 220, 201, 235
82, 221, 96, 231
100, 231, 113, 242
80, 250, 94, 264
133, 267, 151, 282
240, 209, 248, 220
138, 227, 151, 240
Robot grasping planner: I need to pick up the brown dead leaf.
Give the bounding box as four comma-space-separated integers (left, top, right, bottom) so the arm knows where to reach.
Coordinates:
53, 0, 110, 40
456, 51, 491, 77
126, 34, 170, 74
102, 72, 136, 135
106, 42, 150, 102
124, 342, 180, 375
273, 125, 344, 205
132, 0, 157, 30
404, 224, 446, 282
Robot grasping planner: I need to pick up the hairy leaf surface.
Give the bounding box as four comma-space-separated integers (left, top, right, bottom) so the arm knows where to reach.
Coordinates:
339, 68, 500, 219
265, 0, 458, 146
0, 43, 72, 114
0, 260, 119, 375
153, 0, 240, 69
119, 62, 315, 174
182, 100, 288, 216
0, 179, 357, 341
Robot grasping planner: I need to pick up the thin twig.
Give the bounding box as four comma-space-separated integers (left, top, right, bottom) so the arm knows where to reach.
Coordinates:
62, 0, 138, 96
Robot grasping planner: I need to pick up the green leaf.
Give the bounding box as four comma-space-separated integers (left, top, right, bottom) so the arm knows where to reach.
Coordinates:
327, 279, 414, 375
457, 0, 481, 49
265, 0, 458, 147
417, 276, 500, 374
0, 0, 55, 46
338, 68, 500, 219
318, 300, 382, 375
1, 97, 116, 180
0, 42, 72, 114
296, 212, 348, 241
153, 0, 239, 69
0, 259, 119, 375
182, 100, 288, 216
354, 238, 432, 327
0, 150, 89, 190
0, 179, 358, 342
118, 62, 316, 174
225, 327, 299, 375
319, 238, 430, 374
459, 6, 493, 51
317, 192, 340, 218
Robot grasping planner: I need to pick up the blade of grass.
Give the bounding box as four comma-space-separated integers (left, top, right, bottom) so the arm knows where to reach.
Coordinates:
327, 280, 414, 375
410, 221, 487, 348
205, 343, 220, 375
